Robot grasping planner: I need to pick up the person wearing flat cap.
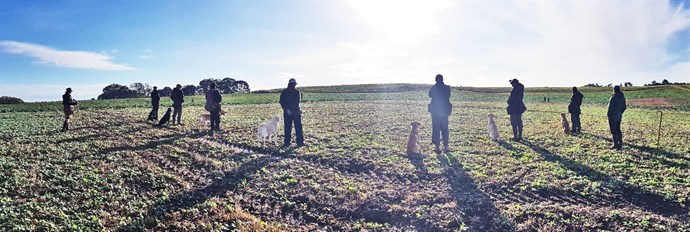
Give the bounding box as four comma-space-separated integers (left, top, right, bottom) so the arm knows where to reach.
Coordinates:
507, 78, 526, 141
607, 85, 626, 150
280, 78, 304, 147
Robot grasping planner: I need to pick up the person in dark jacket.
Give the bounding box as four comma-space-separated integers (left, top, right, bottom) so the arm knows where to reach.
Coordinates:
280, 78, 304, 147
568, 87, 584, 134
148, 86, 160, 121
61, 88, 78, 132
507, 79, 526, 141
170, 84, 184, 125
205, 82, 223, 133
607, 86, 626, 150
428, 74, 452, 153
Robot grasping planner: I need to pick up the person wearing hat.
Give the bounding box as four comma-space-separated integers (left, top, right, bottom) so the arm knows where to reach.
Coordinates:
428, 74, 452, 153
61, 88, 78, 132
568, 87, 584, 134
148, 86, 160, 121
280, 78, 304, 147
170, 84, 184, 125
205, 82, 223, 133
607, 85, 626, 150
507, 78, 526, 141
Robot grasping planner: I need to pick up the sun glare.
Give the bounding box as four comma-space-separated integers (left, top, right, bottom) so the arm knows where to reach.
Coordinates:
350, 0, 452, 41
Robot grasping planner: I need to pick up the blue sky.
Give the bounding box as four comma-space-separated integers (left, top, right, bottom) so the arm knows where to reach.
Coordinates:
1, 0, 689, 101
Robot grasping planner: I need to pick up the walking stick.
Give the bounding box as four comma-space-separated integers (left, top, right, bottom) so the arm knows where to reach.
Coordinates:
656, 110, 663, 146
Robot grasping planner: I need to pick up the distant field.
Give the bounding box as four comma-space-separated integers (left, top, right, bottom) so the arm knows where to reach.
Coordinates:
0, 84, 689, 231
2, 84, 689, 112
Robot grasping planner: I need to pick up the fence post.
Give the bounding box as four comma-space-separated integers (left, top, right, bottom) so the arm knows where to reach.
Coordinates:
656, 110, 663, 146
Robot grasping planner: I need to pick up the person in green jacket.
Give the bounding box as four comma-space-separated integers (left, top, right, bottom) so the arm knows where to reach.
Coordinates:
607, 85, 626, 150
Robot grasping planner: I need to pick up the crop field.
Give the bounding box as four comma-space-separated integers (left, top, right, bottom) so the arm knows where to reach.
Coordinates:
0, 85, 689, 231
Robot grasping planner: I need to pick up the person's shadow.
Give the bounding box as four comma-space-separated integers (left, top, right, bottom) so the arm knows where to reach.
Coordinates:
436, 153, 514, 231
520, 139, 689, 217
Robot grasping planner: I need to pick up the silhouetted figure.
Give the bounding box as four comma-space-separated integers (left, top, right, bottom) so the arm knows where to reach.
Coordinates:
156, 108, 172, 127
205, 82, 222, 133
507, 79, 526, 141
148, 86, 160, 121
280, 78, 304, 147
568, 87, 583, 134
428, 74, 452, 153
61, 88, 78, 132
170, 84, 184, 125
607, 86, 626, 150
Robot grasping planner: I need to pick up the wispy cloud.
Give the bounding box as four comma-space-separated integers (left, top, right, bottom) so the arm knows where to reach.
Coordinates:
138, 49, 155, 59
0, 40, 136, 70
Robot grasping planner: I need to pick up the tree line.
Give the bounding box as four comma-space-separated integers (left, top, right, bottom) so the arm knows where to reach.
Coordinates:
97, 78, 250, 100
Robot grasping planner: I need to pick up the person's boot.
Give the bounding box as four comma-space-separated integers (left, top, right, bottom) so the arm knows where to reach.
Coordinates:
511, 126, 519, 141
61, 121, 68, 132
518, 126, 523, 140
610, 134, 618, 149
434, 144, 441, 154
616, 134, 623, 150
443, 144, 450, 153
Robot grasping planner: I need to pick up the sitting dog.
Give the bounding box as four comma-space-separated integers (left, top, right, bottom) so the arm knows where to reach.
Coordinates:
258, 116, 281, 144
154, 108, 172, 127
488, 114, 500, 141
406, 121, 422, 155
561, 113, 570, 134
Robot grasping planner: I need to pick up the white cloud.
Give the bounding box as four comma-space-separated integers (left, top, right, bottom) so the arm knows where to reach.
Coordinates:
256, 1, 690, 88
0, 83, 108, 102
0, 40, 136, 70
138, 49, 155, 59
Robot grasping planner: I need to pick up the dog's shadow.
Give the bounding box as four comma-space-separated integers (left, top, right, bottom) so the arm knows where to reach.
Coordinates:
404, 153, 428, 174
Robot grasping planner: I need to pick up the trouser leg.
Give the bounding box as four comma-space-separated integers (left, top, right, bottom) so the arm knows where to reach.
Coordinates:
284, 115, 293, 145
441, 116, 449, 146
510, 114, 518, 139
431, 116, 440, 145
177, 106, 182, 124
294, 114, 304, 145
213, 110, 220, 130
517, 113, 523, 138
570, 113, 580, 133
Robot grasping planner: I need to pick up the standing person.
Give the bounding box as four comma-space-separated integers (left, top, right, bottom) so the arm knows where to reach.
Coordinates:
170, 84, 184, 125
607, 86, 626, 150
507, 78, 526, 141
428, 74, 452, 153
280, 78, 304, 147
568, 87, 584, 134
148, 86, 160, 121
61, 88, 78, 132
205, 82, 222, 133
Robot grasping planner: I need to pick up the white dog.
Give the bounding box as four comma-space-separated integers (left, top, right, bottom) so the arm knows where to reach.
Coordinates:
488, 114, 500, 141
198, 109, 226, 126
258, 116, 281, 144
406, 121, 422, 155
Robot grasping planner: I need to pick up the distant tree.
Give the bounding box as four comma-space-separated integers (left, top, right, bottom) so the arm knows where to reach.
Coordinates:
98, 84, 140, 100
584, 83, 602, 87
0, 96, 24, 104
159, 86, 173, 97
129, 83, 152, 97
662, 79, 670, 85
182, 85, 198, 96
624, 82, 633, 87
605, 83, 613, 87
198, 79, 220, 93
232, 80, 250, 93
219, 77, 236, 94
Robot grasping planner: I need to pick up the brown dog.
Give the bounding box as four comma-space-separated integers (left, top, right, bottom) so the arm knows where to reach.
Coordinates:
561, 113, 570, 134
406, 121, 422, 155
